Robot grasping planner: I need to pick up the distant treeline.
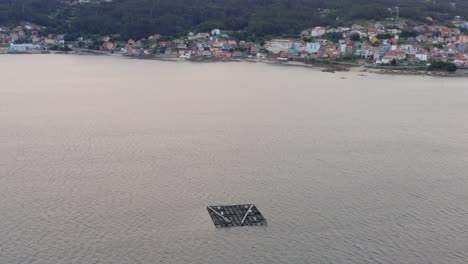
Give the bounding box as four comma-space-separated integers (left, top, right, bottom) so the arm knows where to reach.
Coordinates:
1, 0, 467, 39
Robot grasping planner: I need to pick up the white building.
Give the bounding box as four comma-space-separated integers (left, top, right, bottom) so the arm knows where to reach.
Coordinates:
306, 42, 321, 54
266, 39, 293, 54
311, 27, 326, 37
9, 43, 41, 52
415, 53, 428, 61
340, 44, 347, 53
211, 29, 221, 36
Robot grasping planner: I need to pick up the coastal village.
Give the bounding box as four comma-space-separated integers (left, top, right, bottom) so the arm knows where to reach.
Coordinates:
1, 17, 468, 70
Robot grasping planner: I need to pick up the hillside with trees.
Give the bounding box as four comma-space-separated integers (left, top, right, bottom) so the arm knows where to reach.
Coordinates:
1, 0, 467, 39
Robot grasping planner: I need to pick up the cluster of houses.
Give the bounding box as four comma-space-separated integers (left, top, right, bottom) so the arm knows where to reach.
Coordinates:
0, 23, 66, 52
270, 19, 468, 67
93, 19, 468, 67
1, 18, 468, 68
115, 31, 266, 60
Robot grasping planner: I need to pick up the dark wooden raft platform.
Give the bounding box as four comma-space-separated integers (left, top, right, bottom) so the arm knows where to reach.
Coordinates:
207, 204, 267, 228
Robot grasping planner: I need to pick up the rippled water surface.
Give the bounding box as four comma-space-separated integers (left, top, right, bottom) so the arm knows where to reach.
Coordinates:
1, 55, 468, 264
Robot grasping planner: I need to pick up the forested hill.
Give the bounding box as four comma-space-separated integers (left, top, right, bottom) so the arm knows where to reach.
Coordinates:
1, 0, 467, 39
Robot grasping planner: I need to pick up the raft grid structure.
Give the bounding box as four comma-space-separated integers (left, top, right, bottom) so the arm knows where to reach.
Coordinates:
207, 204, 267, 228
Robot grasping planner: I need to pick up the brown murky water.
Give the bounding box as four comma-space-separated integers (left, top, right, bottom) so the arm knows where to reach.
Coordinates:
1, 55, 468, 264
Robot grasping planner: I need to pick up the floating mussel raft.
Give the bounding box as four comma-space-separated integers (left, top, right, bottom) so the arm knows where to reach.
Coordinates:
207, 204, 267, 228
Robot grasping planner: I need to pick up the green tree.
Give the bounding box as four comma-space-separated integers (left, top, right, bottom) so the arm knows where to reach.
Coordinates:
446, 63, 457, 72
2, 0, 468, 39
326, 32, 342, 42
400, 30, 418, 38
428, 61, 457, 72
376, 33, 393, 39
350, 34, 360, 41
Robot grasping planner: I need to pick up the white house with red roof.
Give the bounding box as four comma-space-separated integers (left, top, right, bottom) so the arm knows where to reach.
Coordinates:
381, 50, 407, 64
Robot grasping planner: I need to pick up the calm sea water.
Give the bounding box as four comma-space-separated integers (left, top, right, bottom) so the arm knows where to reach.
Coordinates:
1, 55, 467, 264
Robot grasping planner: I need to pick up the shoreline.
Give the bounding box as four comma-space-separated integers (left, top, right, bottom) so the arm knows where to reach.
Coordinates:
120, 53, 468, 77
2, 50, 467, 78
